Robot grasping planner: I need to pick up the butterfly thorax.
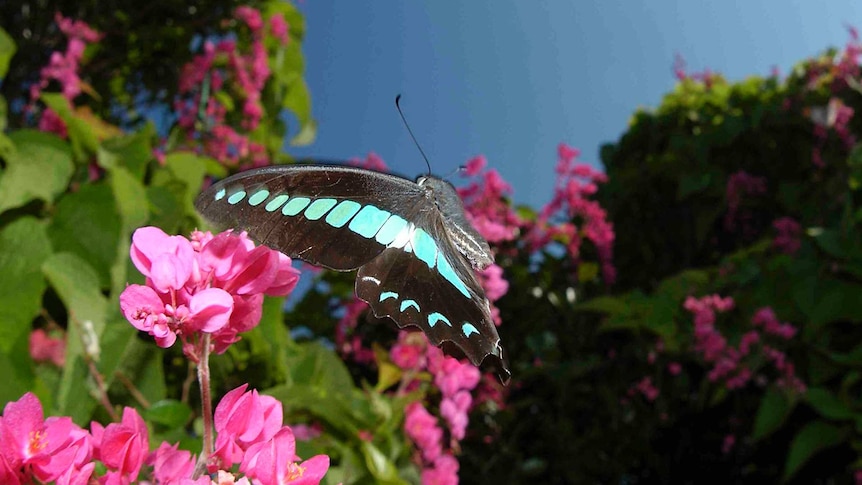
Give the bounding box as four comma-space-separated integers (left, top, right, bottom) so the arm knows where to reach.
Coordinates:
417, 176, 494, 270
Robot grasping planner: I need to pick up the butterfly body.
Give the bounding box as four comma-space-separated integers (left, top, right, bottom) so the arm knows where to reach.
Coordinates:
195, 164, 509, 383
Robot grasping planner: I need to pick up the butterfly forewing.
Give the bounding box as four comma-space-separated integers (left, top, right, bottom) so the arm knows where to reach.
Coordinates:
195, 165, 425, 270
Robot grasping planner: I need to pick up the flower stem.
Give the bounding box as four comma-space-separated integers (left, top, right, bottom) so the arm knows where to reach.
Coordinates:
193, 333, 214, 478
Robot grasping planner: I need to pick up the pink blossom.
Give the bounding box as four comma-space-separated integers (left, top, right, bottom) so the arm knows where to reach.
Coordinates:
667, 362, 682, 376
29, 329, 66, 367
94, 407, 148, 481
235, 6, 264, 32
147, 442, 195, 484
479, 264, 508, 301
213, 385, 284, 468
633, 376, 659, 402
269, 14, 290, 45
240, 427, 330, 485
772, 217, 802, 255
421, 454, 459, 485
440, 391, 472, 440
463, 155, 487, 176
434, 357, 481, 397
405, 402, 443, 463
0, 393, 92, 484
391, 332, 426, 370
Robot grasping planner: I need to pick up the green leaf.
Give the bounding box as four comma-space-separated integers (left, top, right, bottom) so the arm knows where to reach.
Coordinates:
47, 183, 121, 289
41, 93, 99, 160
98, 127, 156, 179
783, 420, 845, 481
0, 27, 15, 79
752, 388, 793, 441
574, 295, 630, 314
290, 119, 317, 147
164, 152, 207, 213
361, 441, 408, 485
283, 77, 312, 124
42, 252, 108, 421
0, 218, 52, 353
805, 387, 854, 420
0, 130, 73, 214
109, 167, 149, 232
146, 400, 193, 428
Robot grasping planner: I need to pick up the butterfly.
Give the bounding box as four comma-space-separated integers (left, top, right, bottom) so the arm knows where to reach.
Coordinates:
194, 164, 510, 383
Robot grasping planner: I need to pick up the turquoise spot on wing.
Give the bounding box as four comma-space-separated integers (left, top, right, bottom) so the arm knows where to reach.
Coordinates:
412, 228, 437, 268
304, 198, 337, 220
227, 191, 246, 204
400, 299, 420, 312
281, 197, 311, 216
436, 255, 471, 298
325, 200, 362, 228
349, 205, 391, 238
265, 194, 289, 212
248, 189, 270, 206
379, 291, 399, 301
375, 215, 409, 245
215, 188, 226, 200
462, 323, 479, 337
428, 312, 452, 328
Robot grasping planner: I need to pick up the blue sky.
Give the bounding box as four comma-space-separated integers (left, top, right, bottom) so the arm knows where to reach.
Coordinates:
291, 1, 862, 208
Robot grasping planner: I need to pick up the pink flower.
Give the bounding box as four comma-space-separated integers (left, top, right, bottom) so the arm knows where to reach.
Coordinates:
0, 393, 93, 484
721, 434, 736, 454
96, 407, 149, 481
421, 454, 459, 485
772, 217, 802, 255
29, 329, 66, 367
404, 402, 443, 463
634, 376, 659, 402
667, 362, 682, 376
213, 385, 284, 467
235, 6, 264, 32
147, 442, 195, 484
269, 14, 290, 45
240, 427, 330, 485
479, 264, 508, 301
440, 391, 472, 440
38, 109, 68, 138
434, 357, 481, 397
463, 156, 487, 176
130, 226, 195, 292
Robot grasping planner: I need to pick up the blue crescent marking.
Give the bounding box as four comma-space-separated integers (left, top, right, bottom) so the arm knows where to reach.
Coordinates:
462, 323, 479, 337
379, 291, 399, 302
215, 188, 226, 200
400, 299, 420, 312
428, 312, 452, 328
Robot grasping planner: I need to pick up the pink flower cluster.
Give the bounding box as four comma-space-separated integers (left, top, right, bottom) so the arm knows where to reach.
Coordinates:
30, 13, 102, 138
529, 143, 616, 284
175, 6, 289, 167
772, 217, 802, 255
457, 155, 521, 244
334, 298, 376, 365
684, 296, 805, 393
393, 332, 488, 484
0, 388, 328, 484
723, 170, 767, 234
120, 227, 299, 357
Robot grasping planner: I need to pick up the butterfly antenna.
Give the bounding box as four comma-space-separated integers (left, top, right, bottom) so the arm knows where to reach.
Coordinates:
395, 94, 433, 175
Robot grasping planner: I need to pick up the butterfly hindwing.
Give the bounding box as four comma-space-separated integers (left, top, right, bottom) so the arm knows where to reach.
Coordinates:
195, 165, 426, 270
355, 216, 508, 379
